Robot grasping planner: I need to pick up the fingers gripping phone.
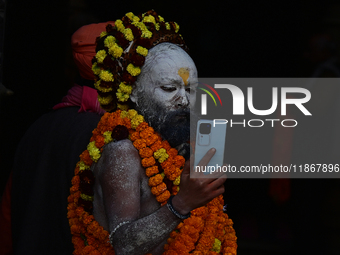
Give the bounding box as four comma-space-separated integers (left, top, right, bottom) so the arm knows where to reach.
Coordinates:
194, 119, 227, 170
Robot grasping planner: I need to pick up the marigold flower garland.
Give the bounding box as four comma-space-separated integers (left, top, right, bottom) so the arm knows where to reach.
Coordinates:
92, 10, 188, 112
67, 109, 237, 255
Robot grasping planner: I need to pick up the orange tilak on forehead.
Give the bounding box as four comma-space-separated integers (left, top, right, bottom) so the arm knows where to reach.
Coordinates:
178, 67, 190, 86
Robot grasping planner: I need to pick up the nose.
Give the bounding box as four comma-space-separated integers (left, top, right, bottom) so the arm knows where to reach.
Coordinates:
176, 87, 189, 108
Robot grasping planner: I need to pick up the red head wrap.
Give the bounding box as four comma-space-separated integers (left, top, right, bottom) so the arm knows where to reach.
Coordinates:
71, 22, 115, 80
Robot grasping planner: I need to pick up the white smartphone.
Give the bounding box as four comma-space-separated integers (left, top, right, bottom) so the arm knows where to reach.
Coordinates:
194, 119, 227, 171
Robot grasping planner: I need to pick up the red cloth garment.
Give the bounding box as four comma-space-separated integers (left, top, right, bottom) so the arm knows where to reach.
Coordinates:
72, 22, 115, 80
53, 84, 106, 115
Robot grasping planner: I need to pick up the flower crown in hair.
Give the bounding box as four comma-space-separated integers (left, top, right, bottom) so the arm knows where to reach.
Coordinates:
92, 10, 188, 112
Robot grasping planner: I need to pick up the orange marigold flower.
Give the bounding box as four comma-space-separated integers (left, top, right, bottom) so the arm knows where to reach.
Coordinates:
70, 224, 81, 234
150, 140, 162, 152
75, 207, 85, 217
140, 126, 154, 139
146, 134, 159, 146
136, 121, 149, 132
172, 185, 179, 195
191, 207, 208, 217
70, 185, 79, 193
83, 214, 95, 225
161, 156, 174, 169
164, 166, 181, 181
161, 140, 171, 151
176, 222, 184, 229
145, 166, 159, 177
130, 131, 140, 141
83, 245, 95, 253
151, 182, 167, 196
133, 138, 147, 150
95, 135, 105, 148
170, 230, 178, 239
71, 175, 80, 185
174, 155, 185, 168
167, 148, 178, 157
148, 174, 163, 186
89, 249, 101, 255
142, 156, 156, 168
139, 147, 153, 158
79, 150, 93, 166
156, 190, 170, 203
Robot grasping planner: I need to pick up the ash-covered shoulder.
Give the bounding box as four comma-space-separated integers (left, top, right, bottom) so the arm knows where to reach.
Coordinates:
102, 139, 138, 157
94, 139, 141, 178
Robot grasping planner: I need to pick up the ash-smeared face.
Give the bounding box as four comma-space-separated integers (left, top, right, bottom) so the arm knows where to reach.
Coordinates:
131, 43, 198, 147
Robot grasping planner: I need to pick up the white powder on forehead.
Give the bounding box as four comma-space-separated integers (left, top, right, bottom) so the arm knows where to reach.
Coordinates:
133, 42, 196, 93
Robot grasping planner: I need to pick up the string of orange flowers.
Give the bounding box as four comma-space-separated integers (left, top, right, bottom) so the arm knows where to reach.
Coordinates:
67, 109, 237, 254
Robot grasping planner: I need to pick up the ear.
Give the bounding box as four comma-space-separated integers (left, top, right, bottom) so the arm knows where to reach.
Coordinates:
130, 88, 138, 104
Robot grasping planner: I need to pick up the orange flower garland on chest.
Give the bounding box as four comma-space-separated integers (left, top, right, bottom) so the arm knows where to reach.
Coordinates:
67, 109, 237, 255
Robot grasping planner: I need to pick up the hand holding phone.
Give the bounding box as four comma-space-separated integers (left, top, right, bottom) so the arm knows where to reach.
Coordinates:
193, 119, 227, 170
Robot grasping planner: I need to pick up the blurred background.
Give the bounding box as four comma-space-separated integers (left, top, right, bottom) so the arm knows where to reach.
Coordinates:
1, 0, 340, 254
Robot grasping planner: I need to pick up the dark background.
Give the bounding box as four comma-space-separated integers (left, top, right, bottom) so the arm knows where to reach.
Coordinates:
1, 0, 340, 254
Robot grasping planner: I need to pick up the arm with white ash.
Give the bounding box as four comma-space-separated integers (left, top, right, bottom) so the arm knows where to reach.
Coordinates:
94, 139, 181, 255
94, 139, 227, 255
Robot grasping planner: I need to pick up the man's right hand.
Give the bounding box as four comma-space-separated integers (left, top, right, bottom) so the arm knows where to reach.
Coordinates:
172, 148, 227, 215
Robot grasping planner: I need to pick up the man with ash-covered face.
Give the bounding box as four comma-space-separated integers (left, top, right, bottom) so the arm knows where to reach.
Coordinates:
92, 41, 227, 254
63, 10, 238, 255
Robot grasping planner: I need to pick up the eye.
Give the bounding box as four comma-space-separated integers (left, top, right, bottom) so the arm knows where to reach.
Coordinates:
160, 86, 176, 92
185, 87, 191, 93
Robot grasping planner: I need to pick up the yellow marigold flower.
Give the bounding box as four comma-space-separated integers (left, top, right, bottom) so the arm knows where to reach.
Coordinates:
124, 28, 134, 41
132, 21, 146, 31
131, 115, 144, 129
78, 160, 90, 171
87, 141, 101, 162
173, 176, 180, 186
117, 103, 129, 111
92, 62, 101, 75
116, 92, 130, 102
104, 36, 116, 48
159, 155, 168, 163
95, 50, 107, 64
143, 15, 156, 24
120, 110, 128, 118
126, 63, 141, 76
99, 70, 114, 82
136, 46, 148, 56
165, 22, 170, 30
142, 30, 152, 39
174, 22, 180, 33
158, 15, 164, 22
127, 109, 138, 119
98, 94, 113, 105
117, 82, 133, 102
212, 238, 222, 253
103, 131, 113, 144
125, 12, 134, 20
100, 31, 107, 38
94, 80, 113, 93
80, 193, 94, 202
115, 19, 125, 32
154, 148, 169, 163
108, 43, 123, 58
126, 12, 140, 22
118, 83, 132, 94
155, 23, 160, 31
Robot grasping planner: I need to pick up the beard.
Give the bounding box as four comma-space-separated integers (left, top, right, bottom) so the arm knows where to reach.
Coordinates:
134, 93, 198, 155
